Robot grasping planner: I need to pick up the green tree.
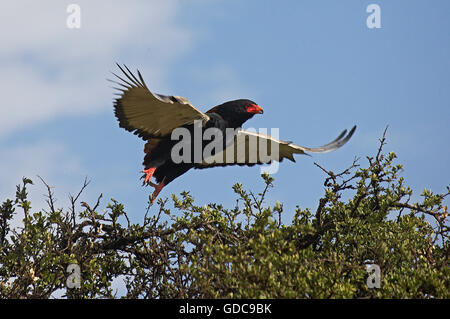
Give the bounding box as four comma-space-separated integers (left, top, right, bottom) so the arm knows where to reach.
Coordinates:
0, 132, 448, 298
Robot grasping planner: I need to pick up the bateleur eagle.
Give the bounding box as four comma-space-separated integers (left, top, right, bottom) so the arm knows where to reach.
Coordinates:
110, 64, 356, 203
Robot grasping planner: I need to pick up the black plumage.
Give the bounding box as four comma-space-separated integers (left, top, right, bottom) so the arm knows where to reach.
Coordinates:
110, 64, 356, 202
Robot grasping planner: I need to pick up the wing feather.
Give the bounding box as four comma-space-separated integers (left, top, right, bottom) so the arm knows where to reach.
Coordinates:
196, 126, 356, 168
111, 64, 209, 140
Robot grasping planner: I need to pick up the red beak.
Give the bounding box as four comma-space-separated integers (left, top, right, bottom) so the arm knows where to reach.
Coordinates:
246, 104, 264, 114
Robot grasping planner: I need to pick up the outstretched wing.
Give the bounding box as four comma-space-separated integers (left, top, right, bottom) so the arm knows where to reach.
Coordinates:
196, 126, 356, 168
110, 64, 209, 140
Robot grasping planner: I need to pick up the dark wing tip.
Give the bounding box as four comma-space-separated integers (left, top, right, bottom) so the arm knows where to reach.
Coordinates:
349, 125, 357, 135
304, 125, 357, 153
109, 63, 147, 89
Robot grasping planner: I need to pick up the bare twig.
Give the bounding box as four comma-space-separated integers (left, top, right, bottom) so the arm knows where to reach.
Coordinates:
69, 177, 90, 226
37, 175, 57, 214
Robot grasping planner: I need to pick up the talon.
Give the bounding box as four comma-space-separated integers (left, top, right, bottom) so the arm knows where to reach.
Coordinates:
143, 167, 157, 184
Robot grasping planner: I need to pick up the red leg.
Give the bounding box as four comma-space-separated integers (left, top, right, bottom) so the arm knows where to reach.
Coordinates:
151, 177, 166, 203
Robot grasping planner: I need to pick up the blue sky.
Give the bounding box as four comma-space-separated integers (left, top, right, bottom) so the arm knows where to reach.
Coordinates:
1, 0, 449, 225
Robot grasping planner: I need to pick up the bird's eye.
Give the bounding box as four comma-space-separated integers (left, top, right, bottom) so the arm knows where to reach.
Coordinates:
246, 104, 264, 114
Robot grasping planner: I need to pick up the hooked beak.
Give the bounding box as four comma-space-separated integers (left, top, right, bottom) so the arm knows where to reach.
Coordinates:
246, 104, 264, 114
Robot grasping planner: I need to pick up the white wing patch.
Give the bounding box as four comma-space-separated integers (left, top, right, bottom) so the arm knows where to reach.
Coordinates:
198, 126, 356, 168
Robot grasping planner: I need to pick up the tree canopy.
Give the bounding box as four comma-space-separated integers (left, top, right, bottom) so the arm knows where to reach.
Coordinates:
0, 132, 448, 298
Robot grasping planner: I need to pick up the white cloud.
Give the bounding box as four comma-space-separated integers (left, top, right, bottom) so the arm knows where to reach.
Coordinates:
0, 0, 193, 138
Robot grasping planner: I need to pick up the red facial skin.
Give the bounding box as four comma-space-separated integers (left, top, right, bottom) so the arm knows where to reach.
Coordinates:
246, 104, 264, 114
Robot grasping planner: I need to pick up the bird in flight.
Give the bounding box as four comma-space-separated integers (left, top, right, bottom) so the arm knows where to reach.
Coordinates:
110, 64, 356, 203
